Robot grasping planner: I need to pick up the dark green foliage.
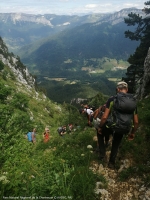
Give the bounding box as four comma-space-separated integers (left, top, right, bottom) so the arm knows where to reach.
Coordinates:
0, 70, 32, 133
0, 104, 13, 132
118, 167, 136, 181
123, 1, 150, 92
0, 100, 32, 133
37, 74, 115, 104
122, 64, 144, 93
62, 103, 85, 126
0, 83, 11, 102
10, 93, 29, 110
88, 92, 107, 108
70, 167, 101, 200
0, 60, 4, 70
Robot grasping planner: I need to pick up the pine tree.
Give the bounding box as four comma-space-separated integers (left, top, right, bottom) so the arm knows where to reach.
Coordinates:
122, 1, 150, 92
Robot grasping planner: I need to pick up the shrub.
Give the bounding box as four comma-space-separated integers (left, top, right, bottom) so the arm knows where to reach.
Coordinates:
0, 83, 11, 102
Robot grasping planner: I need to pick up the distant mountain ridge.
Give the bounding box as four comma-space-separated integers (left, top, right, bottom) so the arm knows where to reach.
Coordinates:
96, 8, 144, 25
0, 8, 143, 52
0, 12, 106, 51
0, 8, 143, 26
0, 12, 106, 26
18, 8, 142, 76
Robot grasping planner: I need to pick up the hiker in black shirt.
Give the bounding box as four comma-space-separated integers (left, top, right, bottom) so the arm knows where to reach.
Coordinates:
57, 126, 67, 136
98, 81, 138, 169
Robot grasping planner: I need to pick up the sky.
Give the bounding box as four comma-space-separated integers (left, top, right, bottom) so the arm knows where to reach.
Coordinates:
0, 0, 147, 15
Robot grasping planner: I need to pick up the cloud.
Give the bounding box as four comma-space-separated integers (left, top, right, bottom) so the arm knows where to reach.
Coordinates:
85, 4, 97, 9
0, 0, 146, 15
123, 3, 139, 7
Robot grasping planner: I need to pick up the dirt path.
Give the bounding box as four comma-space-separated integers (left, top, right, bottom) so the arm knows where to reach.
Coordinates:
90, 151, 150, 200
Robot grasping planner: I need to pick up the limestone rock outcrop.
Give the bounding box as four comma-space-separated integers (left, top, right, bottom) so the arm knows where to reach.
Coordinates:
136, 47, 150, 99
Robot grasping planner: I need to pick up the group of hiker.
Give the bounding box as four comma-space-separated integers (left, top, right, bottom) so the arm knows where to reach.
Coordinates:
26, 124, 74, 143
26, 81, 139, 170
26, 127, 50, 143
80, 81, 139, 169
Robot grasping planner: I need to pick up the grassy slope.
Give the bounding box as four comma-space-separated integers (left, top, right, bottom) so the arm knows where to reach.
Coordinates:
0, 65, 105, 199
0, 64, 150, 199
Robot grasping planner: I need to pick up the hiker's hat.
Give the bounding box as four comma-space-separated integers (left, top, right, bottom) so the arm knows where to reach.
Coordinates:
45, 127, 50, 132
117, 81, 128, 88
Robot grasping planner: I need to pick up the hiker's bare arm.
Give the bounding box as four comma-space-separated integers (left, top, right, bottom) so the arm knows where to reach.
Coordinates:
32, 133, 35, 143
93, 107, 101, 119
98, 106, 102, 112
93, 109, 98, 119
98, 108, 110, 133
128, 114, 138, 140
100, 108, 110, 127
131, 114, 138, 134
87, 115, 91, 125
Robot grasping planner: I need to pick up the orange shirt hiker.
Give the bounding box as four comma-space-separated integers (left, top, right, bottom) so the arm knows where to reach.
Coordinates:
43, 128, 50, 143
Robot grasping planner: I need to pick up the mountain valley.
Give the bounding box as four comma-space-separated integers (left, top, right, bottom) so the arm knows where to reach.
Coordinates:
0, 8, 143, 103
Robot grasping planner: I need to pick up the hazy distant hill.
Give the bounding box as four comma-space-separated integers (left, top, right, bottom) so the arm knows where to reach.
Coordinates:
0, 12, 107, 52
18, 8, 142, 77
0, 8, 143, 53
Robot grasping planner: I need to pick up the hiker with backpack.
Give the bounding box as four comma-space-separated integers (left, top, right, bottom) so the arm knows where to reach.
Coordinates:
27, 128, 36, 143
57, 126, 67, 136
79, 107, 94, 126
98, 81, 138, 169
93, 104, 111, 155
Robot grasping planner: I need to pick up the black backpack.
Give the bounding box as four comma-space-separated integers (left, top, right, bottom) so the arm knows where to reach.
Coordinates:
108, 92, 137, 134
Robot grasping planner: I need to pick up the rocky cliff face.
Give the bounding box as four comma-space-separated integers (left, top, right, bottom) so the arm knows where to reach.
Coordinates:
0, 38, 35, 88
94, 8, 143, 26
136, 48, 150, 99
0, 13, 53, 26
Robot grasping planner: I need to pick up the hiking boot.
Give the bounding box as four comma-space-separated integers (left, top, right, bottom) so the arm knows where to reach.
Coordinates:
108, 162, 115, 170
